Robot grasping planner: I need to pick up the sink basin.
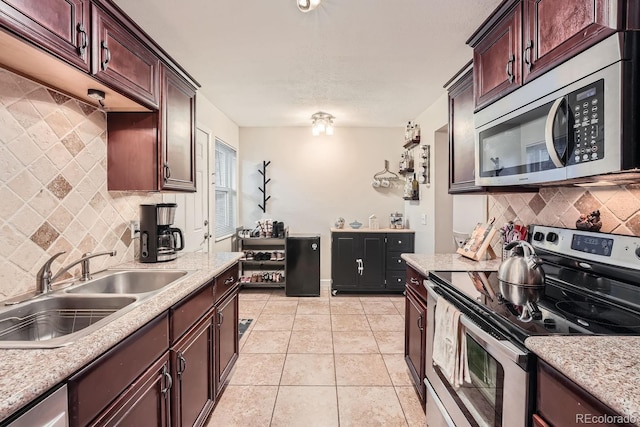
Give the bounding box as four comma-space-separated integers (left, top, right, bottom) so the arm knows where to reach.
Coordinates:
65, 270, 188, 295
0, 295, 137, 348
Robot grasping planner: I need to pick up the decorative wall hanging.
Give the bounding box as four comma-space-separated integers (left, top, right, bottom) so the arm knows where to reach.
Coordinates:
420, 145, 431, 185
258, 160, 271, 213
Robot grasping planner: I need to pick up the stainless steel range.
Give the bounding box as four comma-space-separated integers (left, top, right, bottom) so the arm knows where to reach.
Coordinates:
424, 225, 640, 427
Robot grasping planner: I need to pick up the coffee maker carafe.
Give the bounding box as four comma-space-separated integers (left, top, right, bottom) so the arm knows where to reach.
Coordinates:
140, 203, 184, 263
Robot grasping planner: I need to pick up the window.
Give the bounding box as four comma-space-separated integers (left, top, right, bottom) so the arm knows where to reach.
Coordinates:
215, 139, 237, 240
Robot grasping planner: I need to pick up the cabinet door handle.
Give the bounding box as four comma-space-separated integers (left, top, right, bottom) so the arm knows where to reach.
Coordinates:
224, 276, 235, 285
524, 40, 533, 72
101, 41, 111, 71
506, 54, 515, 83
177, 352, 187, 376
161, 365, 173, 396
77, 23, 87, 58
218, 312, 224, 327
163, 162, 171, 180
410, 277, 420, 286
417, 314, 424, 331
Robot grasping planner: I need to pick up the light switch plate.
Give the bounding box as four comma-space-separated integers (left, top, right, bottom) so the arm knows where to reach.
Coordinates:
421, 214, 427, 225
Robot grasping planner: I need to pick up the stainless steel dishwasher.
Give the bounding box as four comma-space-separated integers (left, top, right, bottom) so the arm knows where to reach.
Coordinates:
6, 385, 68, 427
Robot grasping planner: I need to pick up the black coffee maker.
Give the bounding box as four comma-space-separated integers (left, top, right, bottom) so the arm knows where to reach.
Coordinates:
140, 203, 184, 263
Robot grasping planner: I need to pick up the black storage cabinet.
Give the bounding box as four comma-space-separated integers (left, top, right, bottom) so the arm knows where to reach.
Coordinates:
285, 235, 321, 296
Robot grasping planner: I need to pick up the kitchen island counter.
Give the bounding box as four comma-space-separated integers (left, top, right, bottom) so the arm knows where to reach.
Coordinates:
401, 253, 502, 277
0, 251, 242, 423
526, 336, 640, 426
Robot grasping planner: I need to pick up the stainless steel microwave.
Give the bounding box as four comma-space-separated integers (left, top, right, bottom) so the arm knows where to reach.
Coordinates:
474, 32, 640, 186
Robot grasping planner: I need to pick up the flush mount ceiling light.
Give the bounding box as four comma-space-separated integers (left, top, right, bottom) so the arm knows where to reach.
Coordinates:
87, 88, 106, 108
311, 111, 335, 136
297, 0, 321, 13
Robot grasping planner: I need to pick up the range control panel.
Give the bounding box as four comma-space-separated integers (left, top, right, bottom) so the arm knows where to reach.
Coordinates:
568, 79, 605, 165
530, 225, 640, 271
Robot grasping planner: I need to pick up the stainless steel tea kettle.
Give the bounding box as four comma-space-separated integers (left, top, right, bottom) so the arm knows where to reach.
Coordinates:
498, 240, 545, 321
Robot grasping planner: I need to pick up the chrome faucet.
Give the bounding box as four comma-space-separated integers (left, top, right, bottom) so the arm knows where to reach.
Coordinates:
36, 250, 117, 294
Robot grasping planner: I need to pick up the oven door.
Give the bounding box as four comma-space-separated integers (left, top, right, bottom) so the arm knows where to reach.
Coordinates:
425, 280, 531, 427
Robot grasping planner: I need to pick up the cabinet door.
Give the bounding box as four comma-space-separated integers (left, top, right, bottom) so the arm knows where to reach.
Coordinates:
405, 288, 426, 404
523, 0, 617, 83
331, 234, 359, 290
360, 234, 385, 290
91, 4, 159, 108
160, 64, 197, 191
0, 0, 90, 71
473, 2, 522, 110
171, 313, 215, 427
89, 353, 171, 427
215, 291, 239, 398
448, 69, 483, 193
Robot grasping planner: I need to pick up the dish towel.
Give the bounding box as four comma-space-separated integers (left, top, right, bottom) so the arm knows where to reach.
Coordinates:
432, 296, 470, 389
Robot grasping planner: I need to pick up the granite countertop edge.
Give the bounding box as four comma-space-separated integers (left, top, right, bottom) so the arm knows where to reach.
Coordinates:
401, 253, 502, 276
0, 251, 243, 422
526, 336, 640, 425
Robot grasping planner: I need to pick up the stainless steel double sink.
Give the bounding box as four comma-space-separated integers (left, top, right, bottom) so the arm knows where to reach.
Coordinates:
0, 269, 192, 348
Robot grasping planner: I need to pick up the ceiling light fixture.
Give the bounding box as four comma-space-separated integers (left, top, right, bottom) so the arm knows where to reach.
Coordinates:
297, 0, 321, 13
311, 111, 335, 136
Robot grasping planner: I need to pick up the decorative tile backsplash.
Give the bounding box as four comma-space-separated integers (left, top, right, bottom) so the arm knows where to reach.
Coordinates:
489, 185, 640, 250
0, 67, 160, 300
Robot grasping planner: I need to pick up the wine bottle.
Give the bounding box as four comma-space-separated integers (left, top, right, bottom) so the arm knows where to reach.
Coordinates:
411, 173, 419, 200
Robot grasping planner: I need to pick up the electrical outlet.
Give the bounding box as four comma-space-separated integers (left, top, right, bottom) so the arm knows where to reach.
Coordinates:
130, 220, 140, 239
421, 213, 427, 225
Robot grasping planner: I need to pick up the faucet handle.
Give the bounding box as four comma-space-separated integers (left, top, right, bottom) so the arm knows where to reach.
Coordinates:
37, 251, 66, 291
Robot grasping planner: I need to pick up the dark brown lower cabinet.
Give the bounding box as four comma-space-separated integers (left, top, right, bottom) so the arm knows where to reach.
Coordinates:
89, 353, 171, 426
405, 285, 427, 405
68, 313, 169, 427
170, 312, 215, 427
66, 263, 240, 427
536, 359, 634, 427
215, 290, 239, 398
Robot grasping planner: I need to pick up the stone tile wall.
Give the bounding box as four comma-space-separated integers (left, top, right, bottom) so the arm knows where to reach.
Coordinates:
488, 185, 640, 253
0, 67, 160, 300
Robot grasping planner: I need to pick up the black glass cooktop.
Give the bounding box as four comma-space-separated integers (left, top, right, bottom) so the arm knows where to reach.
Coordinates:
429, 266, 640, 343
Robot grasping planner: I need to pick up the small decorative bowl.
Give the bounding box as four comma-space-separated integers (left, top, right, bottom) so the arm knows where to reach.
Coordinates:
349, 220, 362, 229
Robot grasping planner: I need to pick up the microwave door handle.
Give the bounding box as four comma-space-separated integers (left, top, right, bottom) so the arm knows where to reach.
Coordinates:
544, 97, 567, 168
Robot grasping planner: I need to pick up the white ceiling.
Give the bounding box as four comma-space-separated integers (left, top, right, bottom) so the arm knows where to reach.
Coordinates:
112, 0, 503, 128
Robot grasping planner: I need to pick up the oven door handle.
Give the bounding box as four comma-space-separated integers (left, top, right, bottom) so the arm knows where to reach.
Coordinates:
459, 315, 528, 365
544, 96, 567, 168
426, 280, 528, 366
424, 279, 439, 300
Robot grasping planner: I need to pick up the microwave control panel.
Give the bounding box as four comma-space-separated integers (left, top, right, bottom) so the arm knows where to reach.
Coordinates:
568, 79, 604, 165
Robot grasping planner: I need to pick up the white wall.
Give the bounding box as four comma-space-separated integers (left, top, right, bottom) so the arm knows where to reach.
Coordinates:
404, 93, 450, 254
239, 127, 405, 280
406, 92, 489, 254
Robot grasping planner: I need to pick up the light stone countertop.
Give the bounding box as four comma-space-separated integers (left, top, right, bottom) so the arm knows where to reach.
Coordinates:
526, 336, 640, 426
330, 228, 415, 233
0, 251, 243, 423
401, 253, 502, 276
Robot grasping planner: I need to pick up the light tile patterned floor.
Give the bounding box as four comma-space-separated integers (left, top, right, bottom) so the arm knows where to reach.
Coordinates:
206, 284, 426, 427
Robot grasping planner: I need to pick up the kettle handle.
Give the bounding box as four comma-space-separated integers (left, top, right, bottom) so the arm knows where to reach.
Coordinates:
171, 228, 184, 251
505, 240, 543, 269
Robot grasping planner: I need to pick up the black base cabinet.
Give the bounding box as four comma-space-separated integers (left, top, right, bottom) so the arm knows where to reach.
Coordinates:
331, 231, 414, 294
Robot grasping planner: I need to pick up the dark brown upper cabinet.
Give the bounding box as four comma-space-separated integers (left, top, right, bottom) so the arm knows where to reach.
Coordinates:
522, 0, 617, 83
471, 2, 522, 111
447, 67, 483, 194
0, 0, 90, 71
91, 3, 159, 109
107, 63, 196, 192
469, 0, 624, 110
